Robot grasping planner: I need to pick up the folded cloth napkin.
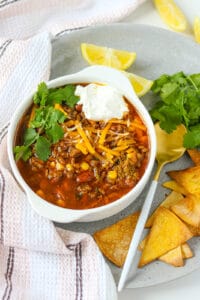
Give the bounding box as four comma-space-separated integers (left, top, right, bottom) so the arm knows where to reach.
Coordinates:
0, 1, 145, 299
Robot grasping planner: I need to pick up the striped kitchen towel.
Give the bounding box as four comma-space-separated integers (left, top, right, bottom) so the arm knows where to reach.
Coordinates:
0, 0, 145, 39
0, 0, 145, 299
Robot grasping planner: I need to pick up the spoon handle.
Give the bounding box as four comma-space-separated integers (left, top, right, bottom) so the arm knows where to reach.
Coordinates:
118, 180, 158, 292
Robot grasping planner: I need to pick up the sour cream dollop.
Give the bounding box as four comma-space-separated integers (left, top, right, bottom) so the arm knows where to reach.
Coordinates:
75, 83, 128, 121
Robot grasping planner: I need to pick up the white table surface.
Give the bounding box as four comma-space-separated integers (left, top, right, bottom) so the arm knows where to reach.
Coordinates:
118, 1, 200, 299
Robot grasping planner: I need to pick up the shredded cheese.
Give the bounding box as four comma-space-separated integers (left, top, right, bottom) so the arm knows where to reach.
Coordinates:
99, 122, 112, 145
108, 119, 127, 125
75, 142, 88, 155
84, 127, 100, 134
75, 121, 95, 154
117, 139, 135, 146
113, 145, 129, 152
105, 152, 114, 163
54, 104, 68, 116
62, 108, 146, 164
99, 145, 119, 156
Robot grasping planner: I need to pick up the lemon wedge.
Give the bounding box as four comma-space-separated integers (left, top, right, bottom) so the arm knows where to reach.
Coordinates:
194, 17, 200, 43
81, 43, 136, 70
123, 72, 153, 97
154, 0, 188, 32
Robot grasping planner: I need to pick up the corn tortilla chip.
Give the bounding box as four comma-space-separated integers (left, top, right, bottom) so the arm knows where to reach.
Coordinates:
171, 194, 200, 227
159, 243, 193, 266
162, 180, 187, 195
139, 207, 193, 267
138, 235, 148, 251
146, 191, 184, 228
159, 246, 184, 267
139, 235, 186, 267
167, 166, 200, 195
181, 243, 193, 259
187, 223, 200, 236
187, 149, 200, 166
139, 238, 192, 267
93, 211, 140, 267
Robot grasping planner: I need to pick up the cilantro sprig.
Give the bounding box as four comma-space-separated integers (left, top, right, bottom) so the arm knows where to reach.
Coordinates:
14, 82, 79, 161
150, 71, 200, 148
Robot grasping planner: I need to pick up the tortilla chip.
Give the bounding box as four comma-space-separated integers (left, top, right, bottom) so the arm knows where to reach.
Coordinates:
167, 166, 200, 195
139, 207, 193, 267
171, 194, 200, 227
138, 235, 147, 251
140, 238, 192, 266
146, 191, 184, 228
139, 236, 184, 267
159, 243, 193, 266
159, 246, 184, 267
187, 223, 200, 236
93, 211, 140, 267
181, 243, 193, 259
187, 149, 200, 166
162, 180, 187, 195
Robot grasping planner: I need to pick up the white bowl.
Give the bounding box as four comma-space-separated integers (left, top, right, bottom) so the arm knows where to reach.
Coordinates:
7, 65, 156, 223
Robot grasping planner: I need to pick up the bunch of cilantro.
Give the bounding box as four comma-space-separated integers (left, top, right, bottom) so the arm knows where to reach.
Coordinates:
150, 71, 200, 148
14, 82, 79, 161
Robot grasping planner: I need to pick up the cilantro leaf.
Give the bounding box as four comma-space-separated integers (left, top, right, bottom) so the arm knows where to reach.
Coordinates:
171, 71, 187, 85
151, 105, 182, 133
160, 82, 179, 103
30, 106, 66, 130
66, 94, 79, 108
46, 123, 64, 143
27, 105, 66, 160
188, 74, 200, 89
48, 89, 65, 105
24, 128, 38, 146
30, 107, 47, 128
48, 84, 79, 107
62, 84, 79, 107
35, 136, 51, 161
47, 109, 66, 126
183, 125, 200, 148
33, 82, 49, 106
14, 145, 32, 161
151, 74, 170, 94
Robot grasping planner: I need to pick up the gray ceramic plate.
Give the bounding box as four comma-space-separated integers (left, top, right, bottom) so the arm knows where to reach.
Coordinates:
51, 24, 200, 288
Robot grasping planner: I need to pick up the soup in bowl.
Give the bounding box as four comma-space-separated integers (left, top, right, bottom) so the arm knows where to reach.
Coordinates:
7, 66, 156, 223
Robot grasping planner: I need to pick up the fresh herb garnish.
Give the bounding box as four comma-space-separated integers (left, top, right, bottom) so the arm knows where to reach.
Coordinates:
33, 82, 49, 106
150, 71, 200, 148
33, 82, 79, 107
35, 136, 51, 161
14, 82, 80, 161
48, 84, 79, 107
14, 145, 32, 161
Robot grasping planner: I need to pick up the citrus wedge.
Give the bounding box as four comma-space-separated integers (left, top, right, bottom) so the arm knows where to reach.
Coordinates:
80, 43, 136, 70
154, 0, 188, 32
194, 17, 200, 43
123, 71, 153, 97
